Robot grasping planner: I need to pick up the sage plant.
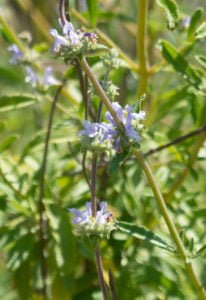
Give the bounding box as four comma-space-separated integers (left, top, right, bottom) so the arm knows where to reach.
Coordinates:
2, 0, 206, 299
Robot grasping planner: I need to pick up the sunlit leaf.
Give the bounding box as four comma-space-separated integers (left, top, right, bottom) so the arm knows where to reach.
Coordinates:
116, 221, 175, 252
159, 40, 202, 89
195, 22, 206, 40
156, 0, 179, 30
187, 8, 203, 40
0, 94, 39, 112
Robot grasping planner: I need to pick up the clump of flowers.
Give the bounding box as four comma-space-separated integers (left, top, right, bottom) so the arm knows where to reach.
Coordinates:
79, 102, 145, 152
8, 43, 60, 90
69, 201, 114, 238
49, 19, 101, 61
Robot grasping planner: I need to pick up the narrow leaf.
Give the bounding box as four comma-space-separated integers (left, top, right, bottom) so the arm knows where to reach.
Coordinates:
156, 0, 179, 30
0, 136, 18, 153
116, 221, 175, 253
108, 150, 129, 174
187, 8, 203, 40
195, 22, 206, 40
0, 94, 39, 112
86, 0, 98, 27
195, 55, 206, 68
160, 40, 202, 89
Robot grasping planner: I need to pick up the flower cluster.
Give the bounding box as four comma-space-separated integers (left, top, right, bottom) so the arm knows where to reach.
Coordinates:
69, 202, 114, 238
49, 19, 98, 60
79, 102, 145, 152
8, 44, 59, 89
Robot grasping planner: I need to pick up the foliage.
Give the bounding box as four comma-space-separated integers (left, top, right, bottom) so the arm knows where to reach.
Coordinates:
0, 0, 206, 299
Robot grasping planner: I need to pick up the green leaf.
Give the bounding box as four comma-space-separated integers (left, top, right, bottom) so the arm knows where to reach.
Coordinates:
116, 221, 175, 253
192, 244, 206, 258
187, 8, 203, 40
0, 136, 18, 153
7, 234, 33, 271
86, 0, 98, 27
195, 22, 206, 40
46, 204, 76, 274
195, 55, 206, 68
0, 94, 39, 112
156, 0, 179, 30
160, 40, 202, 89
108, 150, 129, 174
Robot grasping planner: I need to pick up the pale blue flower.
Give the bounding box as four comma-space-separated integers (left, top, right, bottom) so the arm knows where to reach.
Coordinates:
62, 21, 80, 45
44, 67, 59, 86
25, 66, 38, 86
69, 201, 112, 225
8, 44, 23, 64
49, 29, 68, 52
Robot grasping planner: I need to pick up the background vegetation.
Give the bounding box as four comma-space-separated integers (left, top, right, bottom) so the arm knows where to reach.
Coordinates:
0, 0, 206, 299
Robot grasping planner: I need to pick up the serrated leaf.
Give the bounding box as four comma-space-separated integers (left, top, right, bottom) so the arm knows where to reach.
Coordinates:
0, 94, 39, 112
195, 22, 206, 40
86, 0, 98, 27
160, 40, 202, 89
116, 221, 175, 253
0, 136, 18, 153
156, 0, 179, 30
108, 150, 129, 174
187, 8, 203, 40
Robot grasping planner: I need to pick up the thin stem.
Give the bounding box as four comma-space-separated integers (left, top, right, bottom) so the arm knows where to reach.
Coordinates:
165, 131, 206, 202
91, 153, 97, 217
109, 270, 118, 300
37, 82, 65, 299
95, 245, 110, 300
82, 151, 91, 190
133, 148, 206, 300
137, 0, 149, 97
80, 57, 124, 132
144, 124, 206, 157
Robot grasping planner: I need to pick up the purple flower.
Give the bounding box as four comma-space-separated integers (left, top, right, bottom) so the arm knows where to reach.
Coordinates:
8, 44, 23, 64
79, 121, 116, 143
96, 202, 113, 225
69, 201, 112, 226
62, 21, 80, 45
105, 102, 145, 142
25, 66, 38, 86
49, 29, 68, 52
69, 202, 92, 225
44, 67, 59, 87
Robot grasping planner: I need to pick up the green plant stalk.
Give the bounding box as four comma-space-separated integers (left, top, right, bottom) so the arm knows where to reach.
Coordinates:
133, 148, 206, 300
71, 8, 139, 72
80, 57, 206, 299
80, 57, 125, 132
137, 0, 149, 97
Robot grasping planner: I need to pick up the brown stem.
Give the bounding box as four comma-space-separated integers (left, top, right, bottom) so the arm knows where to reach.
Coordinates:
95, 245, 110, 300
37, 82, 65, 299
109, 270, 118, 300
144, 124, 206, 157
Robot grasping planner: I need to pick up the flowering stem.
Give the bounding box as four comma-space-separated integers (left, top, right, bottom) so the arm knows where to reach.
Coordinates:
37, 81, 65, 299
137, 0, 149, 97
79, 54, 205, 299
133, 148, 206, 300
80, 57, 124, 132
71, 8, 139, 72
